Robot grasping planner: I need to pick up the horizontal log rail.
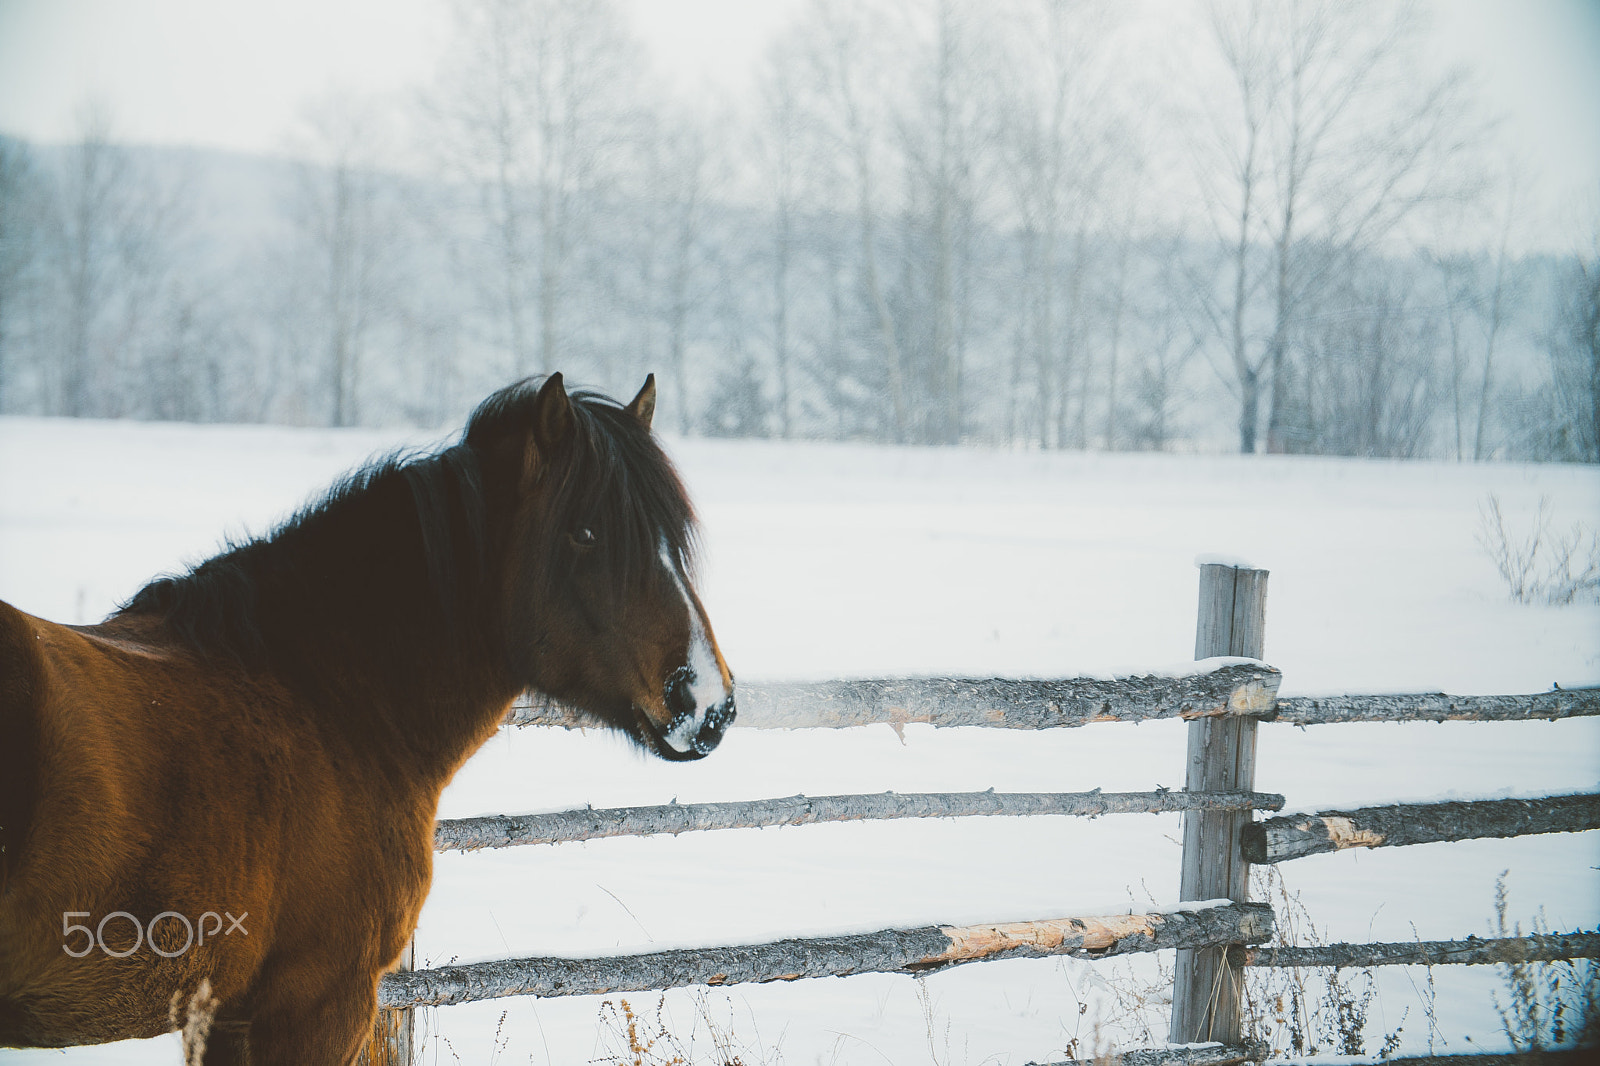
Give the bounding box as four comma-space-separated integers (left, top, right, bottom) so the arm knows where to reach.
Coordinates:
1243, 794, 1600, 863
1239, 930, 1600, 969
508, 678, 1597, 732
435, 789, 1287, 852
1272, 687, 1600, 726
378, 902, 1274, 1009
508, 662, 1282, 730
1025, 1042, 1269, 1066
1341, 1052, 1591, 1066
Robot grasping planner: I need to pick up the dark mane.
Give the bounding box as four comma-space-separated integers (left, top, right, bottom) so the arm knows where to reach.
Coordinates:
116, 377, 696, 670
465, 378, 698, 591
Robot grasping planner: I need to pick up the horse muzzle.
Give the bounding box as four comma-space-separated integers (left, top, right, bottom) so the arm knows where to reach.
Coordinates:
658, 664, 736, 759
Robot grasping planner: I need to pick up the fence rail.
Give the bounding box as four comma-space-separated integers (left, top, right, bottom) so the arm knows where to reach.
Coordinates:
1271, 688, 1600, 725
434, 789, 1287, 851
1242, 794, 1600, 863
1027, 1043, 1269, 1066
1036, 1049, 1591, 1066
508, 663, 1282, 730
1240, 930, 1600, 969
508, 678, 1599, 733
378, 902, 1274, 1010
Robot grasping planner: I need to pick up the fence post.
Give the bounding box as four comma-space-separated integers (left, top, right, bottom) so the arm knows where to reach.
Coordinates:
359, 938, 414, 1065
1170, 563, 1268, 1045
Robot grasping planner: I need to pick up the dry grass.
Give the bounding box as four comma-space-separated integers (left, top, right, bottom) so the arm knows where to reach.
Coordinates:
1242, 865, 1401, 1060
1484, 872, 1598, 1055
592, 991, 782, 1066
1478, 494, 1600, 605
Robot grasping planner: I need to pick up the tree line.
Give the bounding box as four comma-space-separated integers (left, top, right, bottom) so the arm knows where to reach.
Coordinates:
0, 0, 1594, 461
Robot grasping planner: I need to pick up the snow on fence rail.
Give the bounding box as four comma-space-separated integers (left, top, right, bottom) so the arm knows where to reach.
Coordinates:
379, 902, 1274, 1010
507, 672, 1599, 733
507, 661, 1283, 730
360, 564, 1600, 1066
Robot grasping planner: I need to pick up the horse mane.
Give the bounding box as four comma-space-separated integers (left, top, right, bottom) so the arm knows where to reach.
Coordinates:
467, 378, 698, 594
116, 377, 696, 670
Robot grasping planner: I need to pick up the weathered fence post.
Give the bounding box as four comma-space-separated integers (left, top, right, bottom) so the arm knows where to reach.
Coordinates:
1170, 563, 1267, 1045
359, 938, 414, 1065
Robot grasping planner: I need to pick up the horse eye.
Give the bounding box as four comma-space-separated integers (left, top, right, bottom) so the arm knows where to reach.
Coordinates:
572, 527, 596, 546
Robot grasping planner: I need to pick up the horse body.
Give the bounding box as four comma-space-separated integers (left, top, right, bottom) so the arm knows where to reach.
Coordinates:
0, 606, 435, 1051
0, 375, 734, 1062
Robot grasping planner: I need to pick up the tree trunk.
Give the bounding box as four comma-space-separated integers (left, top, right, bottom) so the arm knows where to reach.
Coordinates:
1237, 366, 1260, 453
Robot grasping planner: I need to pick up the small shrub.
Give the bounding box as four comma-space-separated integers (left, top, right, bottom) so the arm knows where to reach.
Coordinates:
1242, 865, 1402, 1059
1478, 494, 1600, 605
593, 992, 781, 1066
1489, 873, 1599, 1053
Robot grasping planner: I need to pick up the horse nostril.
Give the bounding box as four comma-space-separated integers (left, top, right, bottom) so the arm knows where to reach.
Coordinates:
690, 696, 736, 755
703, 696, 736, 734
664, 666, 696, 719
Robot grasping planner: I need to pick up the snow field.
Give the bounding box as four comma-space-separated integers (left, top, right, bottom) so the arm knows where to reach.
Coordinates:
1, 416, 1596, 1064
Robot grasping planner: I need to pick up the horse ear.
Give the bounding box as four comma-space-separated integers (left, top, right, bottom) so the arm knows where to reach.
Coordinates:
625, 374, 656, 431
532, 373, 573, 454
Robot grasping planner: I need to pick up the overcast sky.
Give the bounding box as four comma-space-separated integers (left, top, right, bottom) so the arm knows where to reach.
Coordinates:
0, 0, 1595, 251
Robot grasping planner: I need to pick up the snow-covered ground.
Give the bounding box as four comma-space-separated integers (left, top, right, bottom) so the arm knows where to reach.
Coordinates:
1, 416, 1596, 1065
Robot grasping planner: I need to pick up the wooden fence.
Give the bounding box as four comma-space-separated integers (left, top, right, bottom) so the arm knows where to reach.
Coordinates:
361, 564, 1600, 1065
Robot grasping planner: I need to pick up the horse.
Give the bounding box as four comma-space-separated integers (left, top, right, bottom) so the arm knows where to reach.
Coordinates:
0, 373, 736, 1063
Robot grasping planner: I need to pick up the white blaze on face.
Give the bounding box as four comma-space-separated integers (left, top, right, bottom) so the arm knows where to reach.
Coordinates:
659, 541, 728, 754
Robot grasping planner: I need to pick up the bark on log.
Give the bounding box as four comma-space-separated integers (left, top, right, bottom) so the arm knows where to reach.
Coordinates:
506, 663, 1282, 731
1272, 688, 1600, 726
377, 902, 1275, 1009
1117, 1047, 1268, 1066
1243, 795, 1600, 863
1353, 1052, 1590, 1066
434, 789, 1287, 852
1026, 1043, 1270, 1066
1239, 931, 1600, 969
508, 684, 1598, 731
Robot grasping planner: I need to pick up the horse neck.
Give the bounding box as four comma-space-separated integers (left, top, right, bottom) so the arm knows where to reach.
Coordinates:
257, 471, 517, 787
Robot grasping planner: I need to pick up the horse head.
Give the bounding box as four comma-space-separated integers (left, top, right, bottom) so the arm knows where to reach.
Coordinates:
468, 374, 735, 760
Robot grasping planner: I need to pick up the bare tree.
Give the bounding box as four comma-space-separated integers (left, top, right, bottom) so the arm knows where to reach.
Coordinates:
1278, 256, 1442, 458
430, 0, 642, 381
1192, 0, 1477, 453
624, 106, 722, 434
786, 0, 911, 441
1543, 232, 1600, 462
899, 0, 992, 444
280, 95, 402, 427
1470, 187, 1519, 461
1125, 240, 1204, 450
754, 44, 810, 439
1431, 249, 1476, 460
0, 138, 45, 411
51, 108, 136, 417
37, 106, 189, 419
1431, 210, 1518, 462
994, 0, 1120, 448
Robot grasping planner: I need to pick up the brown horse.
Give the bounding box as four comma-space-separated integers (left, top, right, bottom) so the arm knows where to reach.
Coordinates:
0, 374, 735, 1063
